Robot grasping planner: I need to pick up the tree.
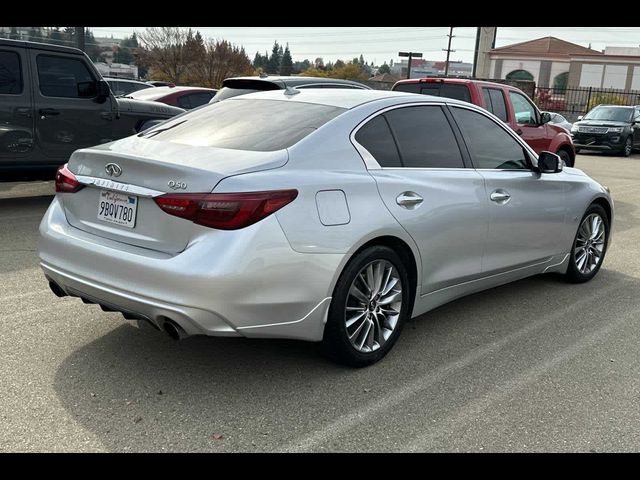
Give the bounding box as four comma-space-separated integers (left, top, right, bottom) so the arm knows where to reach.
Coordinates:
84, 29, 100, 62
377, 63, 391, 75
334, 59, 345, 69
359, 54, 365, 65
0, 28, 6, 39
137, 27, 194, 83
9, 27, 20, 40
267, 41, 281, 74
280, 44, 293, 76
192, 39, 253, 88
314, 57, 324, 70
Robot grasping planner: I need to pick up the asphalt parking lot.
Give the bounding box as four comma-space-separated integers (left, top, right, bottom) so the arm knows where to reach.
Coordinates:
1, 152, 639, 452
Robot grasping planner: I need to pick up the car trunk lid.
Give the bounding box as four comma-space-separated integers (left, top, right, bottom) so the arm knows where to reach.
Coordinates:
61, 136, 288, 253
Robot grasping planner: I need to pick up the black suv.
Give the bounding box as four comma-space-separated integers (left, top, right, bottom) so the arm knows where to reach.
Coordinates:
571, 104, 640, 157
210, 75, 370, 103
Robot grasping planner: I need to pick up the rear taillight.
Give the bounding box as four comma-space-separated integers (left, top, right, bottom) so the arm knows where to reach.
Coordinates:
153, 190, 298, 230
55, 163, 83, 193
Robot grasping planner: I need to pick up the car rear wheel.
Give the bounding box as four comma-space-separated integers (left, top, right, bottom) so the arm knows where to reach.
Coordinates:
321, 246, 411, 367
564, 204, 609, 283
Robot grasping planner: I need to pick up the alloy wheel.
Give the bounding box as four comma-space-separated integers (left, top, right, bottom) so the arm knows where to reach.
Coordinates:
345, 260, 402, 353
574, 213, 606, 274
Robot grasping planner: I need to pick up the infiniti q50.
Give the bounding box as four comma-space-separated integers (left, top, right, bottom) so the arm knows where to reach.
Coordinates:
38, 89, 613, 366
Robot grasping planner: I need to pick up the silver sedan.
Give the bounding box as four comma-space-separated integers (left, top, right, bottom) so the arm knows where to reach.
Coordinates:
38, 89, 613, 366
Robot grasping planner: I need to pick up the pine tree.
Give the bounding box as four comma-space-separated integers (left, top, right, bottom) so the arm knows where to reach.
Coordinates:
28, 27, 42, 42
9, 27, 20, 40
267, 41, 281, 74
279, 44, 293, 76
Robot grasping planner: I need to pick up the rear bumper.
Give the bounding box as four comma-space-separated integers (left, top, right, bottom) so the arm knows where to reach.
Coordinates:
38, 196, 344, 341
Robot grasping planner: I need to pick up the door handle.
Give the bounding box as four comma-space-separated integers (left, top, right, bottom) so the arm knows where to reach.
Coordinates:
396, 192, 423, 209
39, 108, 60, 118
15, 107, 32, 118
490, 190, 511, 203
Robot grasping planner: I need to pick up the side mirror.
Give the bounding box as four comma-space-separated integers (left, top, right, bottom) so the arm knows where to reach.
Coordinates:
540, 112, 551, 125
95, 80, 111, 103
577, 115, 584, 121
537, 151, 563, 174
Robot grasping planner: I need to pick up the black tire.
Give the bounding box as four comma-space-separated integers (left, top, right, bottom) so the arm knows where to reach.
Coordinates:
557, 148, 574, 167
564, 204, 609, 283
621, 136, 632, 157
321, 245, 412, 367
575, 148, 581, 154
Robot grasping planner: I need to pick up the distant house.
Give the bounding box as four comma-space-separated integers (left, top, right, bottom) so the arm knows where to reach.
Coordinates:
366, 73, 401, 90
489, 36, 601, 91
489, 36, 640, 92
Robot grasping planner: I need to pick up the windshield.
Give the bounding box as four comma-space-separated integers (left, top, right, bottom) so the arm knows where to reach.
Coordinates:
143, 98, 346, 151
584, 107, 633, 122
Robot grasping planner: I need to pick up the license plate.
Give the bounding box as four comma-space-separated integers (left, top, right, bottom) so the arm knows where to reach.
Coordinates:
97, 190, 138, 228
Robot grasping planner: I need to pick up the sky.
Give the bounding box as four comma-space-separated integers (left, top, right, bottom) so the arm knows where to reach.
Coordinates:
89, 27, 640, 65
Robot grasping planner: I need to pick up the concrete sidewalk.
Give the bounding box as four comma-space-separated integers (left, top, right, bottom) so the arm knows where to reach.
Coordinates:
0, 180, 54, 200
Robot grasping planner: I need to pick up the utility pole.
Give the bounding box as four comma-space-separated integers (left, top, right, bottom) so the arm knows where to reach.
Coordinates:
75, 27, 85, 52
443, 27, 455, 77
398, 51, 423, 79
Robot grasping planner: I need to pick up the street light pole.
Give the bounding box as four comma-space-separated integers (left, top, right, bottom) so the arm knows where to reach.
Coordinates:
75, 27, 85, 52
398, 51, 423, 79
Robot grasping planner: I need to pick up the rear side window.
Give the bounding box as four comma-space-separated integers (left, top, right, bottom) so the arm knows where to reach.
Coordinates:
177, 92, 215, 109
395, 82, 471, 103
37, 55, 95, 98
481, 88, 508, 122
143, 98, 346, 151
354, 115, 402, 167
385, 106, 464, 168
451, 107, 529, 170
0, 50, 23, 94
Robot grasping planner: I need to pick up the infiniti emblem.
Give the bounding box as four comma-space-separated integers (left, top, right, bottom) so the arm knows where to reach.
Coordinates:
105, 163, 122, 177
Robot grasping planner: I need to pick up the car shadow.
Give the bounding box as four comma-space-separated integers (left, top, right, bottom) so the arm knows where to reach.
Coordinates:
51, 267, 638, 451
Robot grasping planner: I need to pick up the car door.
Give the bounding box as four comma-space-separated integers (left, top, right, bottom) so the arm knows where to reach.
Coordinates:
508, 90, 551, 153
29, 49, 115, 165
449, 105, 569, 274
354, 104, 488, 294
0, 47, 35, 166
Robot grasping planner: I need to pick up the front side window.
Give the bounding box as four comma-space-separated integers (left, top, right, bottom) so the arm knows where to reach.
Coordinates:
384, 106, 464, 168
0, 50, 23, 94
509, 91, 538, 126
37, 55, 95, 98
451, 107, 530, 170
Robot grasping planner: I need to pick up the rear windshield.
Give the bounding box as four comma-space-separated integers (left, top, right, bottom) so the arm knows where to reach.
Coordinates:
394, 82, 471, 103
141, 98, 346, 151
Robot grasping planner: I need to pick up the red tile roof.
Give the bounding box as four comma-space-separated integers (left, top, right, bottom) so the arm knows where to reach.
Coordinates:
491, 36, 602, 58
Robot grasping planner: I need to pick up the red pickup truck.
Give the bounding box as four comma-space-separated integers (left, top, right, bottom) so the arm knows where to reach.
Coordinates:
392, 78, 576, 167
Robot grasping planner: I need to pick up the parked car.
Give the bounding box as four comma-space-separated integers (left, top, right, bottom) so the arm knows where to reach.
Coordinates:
0, 38, 184, 171
210, 75, 370, 103
104, 77, 154, 97
126, 86, 217, 110
39, 89, 613, 366
571, 105, 640, 157
544, 111, 573, 132
392, 78, 577, 167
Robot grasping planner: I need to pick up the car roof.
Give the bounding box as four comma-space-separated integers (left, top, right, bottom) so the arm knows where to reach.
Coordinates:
0, 38, 84, 56
223, 75, 369, 89
227, 88, 466, 109
129, 86, 216, 100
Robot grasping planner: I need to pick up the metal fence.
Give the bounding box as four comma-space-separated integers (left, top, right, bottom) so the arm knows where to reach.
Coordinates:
534, 86, 640, 122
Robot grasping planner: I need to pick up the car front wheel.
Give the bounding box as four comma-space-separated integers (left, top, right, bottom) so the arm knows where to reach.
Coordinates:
321, 246, 411, 367
622, 136, 632, 157
565, 204, 609, 283
557, 148, 573, 167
